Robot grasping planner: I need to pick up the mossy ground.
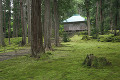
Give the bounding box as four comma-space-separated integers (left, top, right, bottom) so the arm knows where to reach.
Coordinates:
0, 35, 120, 80
0, 37, 29, 53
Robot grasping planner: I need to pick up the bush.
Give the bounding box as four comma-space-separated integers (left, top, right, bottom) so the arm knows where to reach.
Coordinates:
113, 36, 120, 42
81, 35, 91, 40
59, 25, 64, 36
98, 34, 120, 42
79, 31, 88, 35
91, 34, 99, 39
63, 33, 70, 42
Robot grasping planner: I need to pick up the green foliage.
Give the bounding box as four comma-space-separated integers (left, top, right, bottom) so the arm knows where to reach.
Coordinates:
57, 0, 78, 21
76, 0, 120, 35
46, 52, 52, 55
59, 25, 64, 36
63, 33, 70, 42
79, 31, 88, 35
11, 21, 13, 27
81, 35, 91, 40
5, 30, 13, 38
18, 28, 22, 37
99, 34, 120, 42
91, 34, 99, 39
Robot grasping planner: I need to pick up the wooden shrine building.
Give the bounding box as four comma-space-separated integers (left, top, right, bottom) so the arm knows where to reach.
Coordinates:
63, 14, 87, 32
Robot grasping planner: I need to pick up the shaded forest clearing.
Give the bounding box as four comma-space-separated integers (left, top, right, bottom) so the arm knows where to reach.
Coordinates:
0, 35, 120, 80
0, 0, 120, 79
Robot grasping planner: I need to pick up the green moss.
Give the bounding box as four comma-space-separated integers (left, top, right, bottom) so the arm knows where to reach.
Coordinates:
0, 35, 120, 80
0, 37, 29, 53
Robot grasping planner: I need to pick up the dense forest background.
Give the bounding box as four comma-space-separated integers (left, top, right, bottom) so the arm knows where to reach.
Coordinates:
0, 0, 120, 56
0, 0, 120, 79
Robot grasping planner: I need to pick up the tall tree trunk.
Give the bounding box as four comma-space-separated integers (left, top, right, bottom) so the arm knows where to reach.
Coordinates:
48, 16, 52, 49
8, 1, 11, 45
119, 8, 120, 33
85, 0, 91, 36
87, 11, 91, 36
17, 12, 20, 37
114, 0, 118, 36
3, 0, 6, 36
8, 14, 11, 45
100, 0, 104, 35
96, 1, 99, 35
23, 1, 27, 42
20, 0, 26, 46
27, 0, 31, 43
17, 3, 20, 37
31, 0, 44, 58
0, 0, 5, 46
44, 0, 52, 50
110, 0, 113, 33
118, 0, 120, 33
114, 14, 117, 36
53, 0, 59, 46
16, 15, 18, 37
13, 0, 19, 37
13, 14, 16, 37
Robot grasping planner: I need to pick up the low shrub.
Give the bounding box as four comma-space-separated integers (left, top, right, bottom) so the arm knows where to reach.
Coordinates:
62, 33, 70, 42
91, 34, 99, 39
98, 34, 120, 42
81, 35, 91, 40
79, 31, 88, 35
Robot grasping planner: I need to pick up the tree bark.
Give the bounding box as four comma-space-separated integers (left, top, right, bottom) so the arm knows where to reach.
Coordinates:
53, 0, 59, 46
87, 11, 91, 36
20, 0, 26, 46
8, 1, 11, 45
27, 0, 31, 43
17, 2, 20, 37
0, 0, 5, 46
13, 0, 15, 37
23, 0, 27, 42
48, 16, 52, 49
114, 0, 118, 36
13, 0, 19, 37
3, 0, 6, 36
100, 0, 104, 35
85, 0, 91, 36
16, 15, 18, 37
119, 8, 120, 33
31, 0, 44, 58
44, 0, 52, 50
110, 0, 113, 33
96, 1, 99, 35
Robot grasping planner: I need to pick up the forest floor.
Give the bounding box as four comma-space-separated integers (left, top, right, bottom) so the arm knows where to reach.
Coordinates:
0, 35, 120, 80
0, 48, 30, 61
